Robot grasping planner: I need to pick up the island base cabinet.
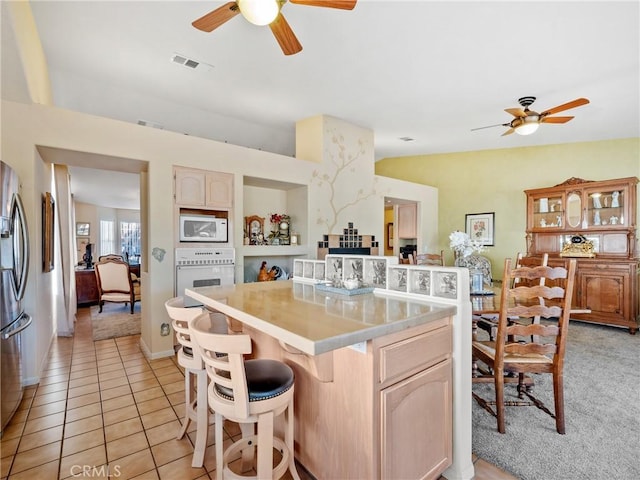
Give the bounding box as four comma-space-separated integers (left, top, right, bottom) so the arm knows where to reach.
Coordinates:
242, 317, 453, 480
381, 359, 452, 480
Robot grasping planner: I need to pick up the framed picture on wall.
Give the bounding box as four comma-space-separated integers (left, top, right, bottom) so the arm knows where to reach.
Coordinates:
76, 222, 90, 236
465, 212, 495, 246
42, 192, 55, 272
387, 222, 394, 248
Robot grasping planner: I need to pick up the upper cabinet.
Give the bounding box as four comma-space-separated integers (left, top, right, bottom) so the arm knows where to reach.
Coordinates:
174, 167, 233, 209
397, 203, 418, 239
525, 176, 638, 257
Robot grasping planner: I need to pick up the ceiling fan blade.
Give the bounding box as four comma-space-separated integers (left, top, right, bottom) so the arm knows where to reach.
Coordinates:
471, 123, 509, 131
192, 2, 239, 32
541, 98, 590, 116
505, 108, 527, 118
290, 0, 357, 9
501, 128, 515, 136
269, 13, 303, 56
541, 116, 574, 124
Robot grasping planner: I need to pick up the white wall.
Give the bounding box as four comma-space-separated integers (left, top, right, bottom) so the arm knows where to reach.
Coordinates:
2, 100, 439, 378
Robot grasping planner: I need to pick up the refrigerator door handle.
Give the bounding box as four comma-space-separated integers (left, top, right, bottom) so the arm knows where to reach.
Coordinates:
1, 313, 32, 340
11, 193, 30, 300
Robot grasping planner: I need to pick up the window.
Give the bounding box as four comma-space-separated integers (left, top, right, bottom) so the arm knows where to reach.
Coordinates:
100, 220, 116, 256
121, 221, 141, 264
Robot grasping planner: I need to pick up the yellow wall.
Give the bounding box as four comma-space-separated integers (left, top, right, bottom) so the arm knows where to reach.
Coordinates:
375, 138, 640, 279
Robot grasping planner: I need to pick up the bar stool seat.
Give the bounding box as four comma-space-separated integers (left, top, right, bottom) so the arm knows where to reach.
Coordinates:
165, 297, 224, 468
191, 312, 301, 480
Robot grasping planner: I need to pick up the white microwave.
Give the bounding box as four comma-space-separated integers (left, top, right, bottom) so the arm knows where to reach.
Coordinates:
179, 214, 228, 243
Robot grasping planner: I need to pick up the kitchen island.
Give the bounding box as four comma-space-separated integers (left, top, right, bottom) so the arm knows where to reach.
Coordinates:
186, 272, 473, 480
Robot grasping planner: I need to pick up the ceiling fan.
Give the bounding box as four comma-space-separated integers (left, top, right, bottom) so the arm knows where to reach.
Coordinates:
472, 96, 590, 136
192, 0, 357, 56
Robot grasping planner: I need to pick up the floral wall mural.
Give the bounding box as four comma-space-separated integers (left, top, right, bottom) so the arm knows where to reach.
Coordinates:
309, 121, 378, 236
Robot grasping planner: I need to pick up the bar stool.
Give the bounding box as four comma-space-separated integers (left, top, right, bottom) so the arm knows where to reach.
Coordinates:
190, 312, 301, 480
165, 297, 226, 468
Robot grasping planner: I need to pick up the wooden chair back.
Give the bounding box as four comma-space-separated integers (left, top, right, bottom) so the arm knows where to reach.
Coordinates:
98, 254, 124, 262
191, 313, 253, 419
513, 252, 549, 287
472, 257, 577, 434
164, 297, 204, 357
415, 250, 445, 266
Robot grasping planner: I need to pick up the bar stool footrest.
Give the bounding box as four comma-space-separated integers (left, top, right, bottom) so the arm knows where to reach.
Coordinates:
223, 434, 289, 480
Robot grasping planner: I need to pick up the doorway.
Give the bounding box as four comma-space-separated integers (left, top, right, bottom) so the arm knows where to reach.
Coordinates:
384, 197, 418, 261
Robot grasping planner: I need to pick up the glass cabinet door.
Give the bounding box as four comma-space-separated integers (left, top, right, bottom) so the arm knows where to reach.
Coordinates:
584, 186, 627, 228
531, 193, 565, 230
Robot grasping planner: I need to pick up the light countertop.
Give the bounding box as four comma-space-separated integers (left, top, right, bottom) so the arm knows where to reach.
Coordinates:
185, 280, 456, 355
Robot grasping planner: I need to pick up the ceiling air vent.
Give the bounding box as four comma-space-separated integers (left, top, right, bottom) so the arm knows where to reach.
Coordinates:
137, 119, 164, 129
171, 52, 214, 72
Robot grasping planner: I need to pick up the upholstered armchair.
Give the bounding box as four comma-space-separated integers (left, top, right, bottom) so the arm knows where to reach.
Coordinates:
94, 258, 141, 313
98, 254, 139, 285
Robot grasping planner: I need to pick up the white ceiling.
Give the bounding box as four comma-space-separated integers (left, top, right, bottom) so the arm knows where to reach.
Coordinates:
5, 1, 640, 209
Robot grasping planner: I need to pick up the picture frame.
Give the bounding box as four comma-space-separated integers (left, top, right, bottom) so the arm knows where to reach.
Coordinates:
42, 192, 55, 272
465, 212, 495, 246
76, 222, 90, 236
387, 222, 394, 248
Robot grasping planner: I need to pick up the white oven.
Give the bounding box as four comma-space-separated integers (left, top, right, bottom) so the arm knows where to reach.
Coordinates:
175, 248, 235, 307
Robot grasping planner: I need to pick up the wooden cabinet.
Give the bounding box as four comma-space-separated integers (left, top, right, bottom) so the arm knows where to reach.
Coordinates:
174, 167, 233, 208
397, 203, 417, 238
75, 269, 99, 306
246, 316, 453, 480
525, 176, 639, 333
379, 325, 452, 480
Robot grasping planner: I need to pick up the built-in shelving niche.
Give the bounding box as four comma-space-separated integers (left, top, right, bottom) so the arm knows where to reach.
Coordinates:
240, 176, 309, 283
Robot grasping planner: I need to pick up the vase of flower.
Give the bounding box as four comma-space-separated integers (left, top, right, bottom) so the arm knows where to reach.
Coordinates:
449, 230, 484, 263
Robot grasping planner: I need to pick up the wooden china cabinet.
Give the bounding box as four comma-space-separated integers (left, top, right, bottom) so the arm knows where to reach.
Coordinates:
525, 176, 639, 334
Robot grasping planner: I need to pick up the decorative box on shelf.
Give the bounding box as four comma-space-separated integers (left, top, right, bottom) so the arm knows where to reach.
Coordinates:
324, 254, 398, 289
292, 259, 326, 283
387, 264, 460, 300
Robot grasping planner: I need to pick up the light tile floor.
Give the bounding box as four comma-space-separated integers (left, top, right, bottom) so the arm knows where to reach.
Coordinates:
1, 307, 515, 480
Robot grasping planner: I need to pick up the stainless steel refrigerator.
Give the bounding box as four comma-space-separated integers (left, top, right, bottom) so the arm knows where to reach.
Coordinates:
1, 160, 31, 436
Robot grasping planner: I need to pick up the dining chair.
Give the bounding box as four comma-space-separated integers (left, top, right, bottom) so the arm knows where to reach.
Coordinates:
415, 250, 445, 266
477, 252, 549, 341
472, 257, 577, 434
190, 312, 301, 480
94, 257, 141, 313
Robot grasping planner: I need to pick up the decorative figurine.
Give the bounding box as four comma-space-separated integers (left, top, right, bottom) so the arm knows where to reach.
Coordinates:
611, 191, 620, 208
257, 261, 278, 282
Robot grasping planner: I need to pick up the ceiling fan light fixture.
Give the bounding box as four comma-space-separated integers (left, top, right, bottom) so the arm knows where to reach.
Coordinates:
515, 116, 540, 135
237, 0, 280, 26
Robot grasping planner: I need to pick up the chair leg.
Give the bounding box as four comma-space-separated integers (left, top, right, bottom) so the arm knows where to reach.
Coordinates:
239, 422, 255, 473
494, 367, 506, 434
286, 397, 301, 480
99, 301, 103, 313
553, 371, 566, 434
215, 412, 225, 480
191, 370, 209, 468
256, 411, 274, 480
177, 370, 193, 440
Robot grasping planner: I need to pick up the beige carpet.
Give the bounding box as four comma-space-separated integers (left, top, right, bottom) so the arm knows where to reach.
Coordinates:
90, 302, 141, 341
